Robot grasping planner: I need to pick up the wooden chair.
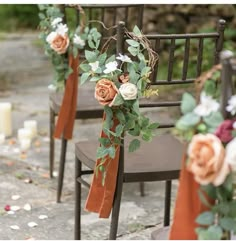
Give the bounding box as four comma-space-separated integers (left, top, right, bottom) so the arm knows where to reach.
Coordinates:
48, 4, 144, 203
74, 19, 226, 239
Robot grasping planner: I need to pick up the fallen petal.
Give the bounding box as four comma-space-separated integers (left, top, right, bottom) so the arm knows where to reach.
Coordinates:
11, 195, 21, 200
7, 211, 15, 215
24, 203, 32, 211
38, 215, 48, 220
11, 206, 21, 211
28, 222, 38, 228
4, 205, 11, 211
10, 225, 20, 230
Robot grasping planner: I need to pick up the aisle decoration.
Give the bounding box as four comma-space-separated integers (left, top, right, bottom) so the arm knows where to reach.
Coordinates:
38, 4, 101, 139
170, 64, 236, 240
80, 25, 159, 217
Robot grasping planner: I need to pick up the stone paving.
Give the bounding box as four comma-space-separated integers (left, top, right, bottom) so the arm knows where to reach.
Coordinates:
0, 33, 179, 240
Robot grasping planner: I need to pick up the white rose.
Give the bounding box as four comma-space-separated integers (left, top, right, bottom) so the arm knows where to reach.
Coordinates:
225, 137, 236, 171
103, 61, 118, 74
55, 23, 68, 36
119, 83, 138, 100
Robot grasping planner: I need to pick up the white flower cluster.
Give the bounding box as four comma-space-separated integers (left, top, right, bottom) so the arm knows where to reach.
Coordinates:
194, 92, 220, 117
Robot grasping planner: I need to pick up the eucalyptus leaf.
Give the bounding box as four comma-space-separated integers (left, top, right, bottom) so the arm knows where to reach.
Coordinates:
112, 94, 124, 106
203, 111, 224, 129
129, 139, 140, 152
219, 217, 236, 232
176, 112, 200, 130
196, 211, 214, 226
80, 72, 90, 85
126, 39, 140, 47
181, 93, 197, 114
85, 50, 97, 62
133, 25, 142, 36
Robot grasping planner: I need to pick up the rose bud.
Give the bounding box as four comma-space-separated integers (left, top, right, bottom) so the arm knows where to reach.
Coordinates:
118, 73, 129, 83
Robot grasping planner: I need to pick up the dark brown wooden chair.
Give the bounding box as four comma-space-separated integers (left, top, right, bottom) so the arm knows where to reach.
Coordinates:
48, 4, 144, 203
74, 20, 226, 239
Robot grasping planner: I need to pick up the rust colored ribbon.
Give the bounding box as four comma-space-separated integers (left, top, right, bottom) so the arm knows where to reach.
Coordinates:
85, 115, 121, 218
169, 152, 214, 240
54, 54, 79, 140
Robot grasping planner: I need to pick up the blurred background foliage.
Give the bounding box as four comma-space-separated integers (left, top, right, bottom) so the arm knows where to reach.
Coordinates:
0, 4, 235, 81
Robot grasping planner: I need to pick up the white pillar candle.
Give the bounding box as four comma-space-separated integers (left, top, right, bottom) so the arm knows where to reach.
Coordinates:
18, 128, 32, 141
0, 103, 12, 137
0, 133, 5, 144
20, 138, 31, 151
24, 120, 37, 138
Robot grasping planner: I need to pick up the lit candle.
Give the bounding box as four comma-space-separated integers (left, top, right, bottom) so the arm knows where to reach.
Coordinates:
0, 103, 12, 137
18, 128, 32, 141
0, 133, 5, 144
24, 120, 37, 138
20, 138, 31, 151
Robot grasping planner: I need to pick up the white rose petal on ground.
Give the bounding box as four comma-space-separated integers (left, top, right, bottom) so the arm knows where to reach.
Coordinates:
10, 225, 20, 230
7, 211, 15, 215
24, 203, 32, 211
11, 195, 20, 200
28, 222, 38, 228
11, 206, 21, 211
38, 215, 48, 220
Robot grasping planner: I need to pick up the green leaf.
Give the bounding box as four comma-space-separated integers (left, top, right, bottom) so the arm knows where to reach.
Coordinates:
133, 25, 142, 36
104, 106, 113, 120
128, 124, 140, 136
90, 76, 102, 82
219, 217, 236, 232
98, 137, 111, 146
142, 129, 152, 142
105, 55, 116, 64
204, 80, 217, 96
107, 146, 116, 159
98, 53, 107, 65
88, 39, 96, 49
115, 124, 124, 137
85, 50, 97, 62
198, 225, 223, 240
112, 94, 124, 106
181, 93, 197, 114
176, 112, 200, 130
80, 72, 90, 85
128, 46, 138, 56
115, 109, 126, 124
141, 67, 151, 77
198, 189, 212, 208
203, 111, 224, 129
80, 63, 90, 72
129, 139, 140, 152
201, 184, 217, 199
196, 211, 214, 226
96, 146, 109, 159
126, 39, 140, 47
148, 123, 159, 130
125, 119, 136, 130
38, 12, 45, 20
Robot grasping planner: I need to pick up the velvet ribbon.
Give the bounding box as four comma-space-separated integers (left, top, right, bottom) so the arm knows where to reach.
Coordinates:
85, 115, 121, 218
169, 151, 213, 239
54, 54, 79, 140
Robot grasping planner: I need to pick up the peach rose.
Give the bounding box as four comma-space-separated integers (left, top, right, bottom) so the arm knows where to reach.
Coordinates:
95, 79, 119, 107
187, 133, 230, 186
46, 32, 69, 54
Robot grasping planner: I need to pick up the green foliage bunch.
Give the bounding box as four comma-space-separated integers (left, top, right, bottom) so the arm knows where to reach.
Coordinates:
80, 26, 159, 179
175, 65, 236, 240
38, 4, 101, 90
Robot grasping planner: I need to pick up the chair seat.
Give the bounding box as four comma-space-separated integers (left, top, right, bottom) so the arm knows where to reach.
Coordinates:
49, 86, 104, 119
75, 134, 184, 182
151, 226, 170, 240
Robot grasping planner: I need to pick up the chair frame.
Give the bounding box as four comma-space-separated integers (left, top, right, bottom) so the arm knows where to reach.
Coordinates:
74, 19, 226, 239
48, 4, 145, 203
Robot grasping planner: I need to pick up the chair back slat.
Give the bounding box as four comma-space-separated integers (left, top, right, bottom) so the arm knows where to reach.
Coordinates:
167, 39, 175, 82
182, 38, 190, 80
196, 37, 204, 76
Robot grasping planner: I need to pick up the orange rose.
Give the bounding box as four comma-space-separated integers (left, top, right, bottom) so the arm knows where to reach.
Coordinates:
187, 133, 229, 186
95, 79, 119, 107
47, 32, 69, 54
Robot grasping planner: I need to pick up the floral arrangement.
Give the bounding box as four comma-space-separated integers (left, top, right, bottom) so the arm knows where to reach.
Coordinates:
38, 4, 101, 90
175, 64, 236, 239
80, 26, 159, 177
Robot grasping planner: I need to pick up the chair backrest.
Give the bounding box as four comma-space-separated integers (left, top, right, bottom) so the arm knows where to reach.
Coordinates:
116, 19, 226, 129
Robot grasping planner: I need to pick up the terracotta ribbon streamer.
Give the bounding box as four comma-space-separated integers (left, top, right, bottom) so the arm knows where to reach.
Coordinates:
169, 152, 213, 239
54, 54, 79, 140
85, 116, 121, 218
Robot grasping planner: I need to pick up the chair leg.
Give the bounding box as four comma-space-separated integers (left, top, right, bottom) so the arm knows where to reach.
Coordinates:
49, 108, 55, 179
57, 137, 68, 203
74, 156, 81, 240
139, 182, 145, 197
164, 180, 172, 226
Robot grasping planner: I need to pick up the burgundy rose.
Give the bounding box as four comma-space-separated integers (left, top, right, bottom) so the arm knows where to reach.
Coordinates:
215, 119, 235, 143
